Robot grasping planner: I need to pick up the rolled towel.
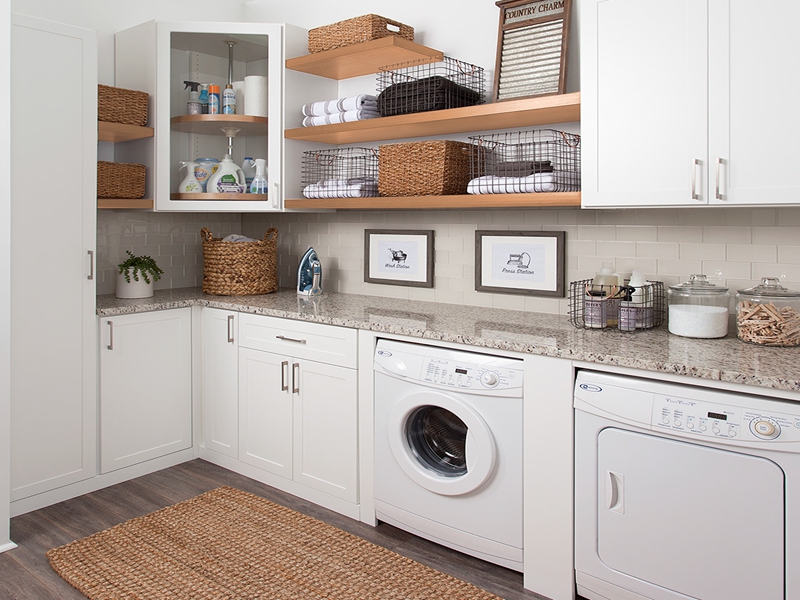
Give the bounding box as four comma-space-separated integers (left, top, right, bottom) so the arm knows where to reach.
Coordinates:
467, 174, 558, 194
302, 94, 378, 117
302, 109, 381, 127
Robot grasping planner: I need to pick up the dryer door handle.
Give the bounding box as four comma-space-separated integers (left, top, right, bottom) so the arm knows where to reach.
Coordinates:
605, 470, 625, 514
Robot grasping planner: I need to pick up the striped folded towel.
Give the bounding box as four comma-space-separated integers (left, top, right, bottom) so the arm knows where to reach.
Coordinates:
302, 94, 378, 116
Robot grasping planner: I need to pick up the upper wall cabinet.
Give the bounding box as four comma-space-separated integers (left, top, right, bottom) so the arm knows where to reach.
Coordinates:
114, 21, 311, 212
581, 0, 800, 208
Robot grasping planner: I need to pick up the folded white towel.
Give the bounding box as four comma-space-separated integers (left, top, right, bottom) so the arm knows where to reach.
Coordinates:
467, 174, 560, 194
302, 109, 381, 127
302, 94, 378, 117
303, 178, 379, 199
221, 234, 258, 243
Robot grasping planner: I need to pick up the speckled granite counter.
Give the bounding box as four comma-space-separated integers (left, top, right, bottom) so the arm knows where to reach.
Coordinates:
97, 287, 800, 394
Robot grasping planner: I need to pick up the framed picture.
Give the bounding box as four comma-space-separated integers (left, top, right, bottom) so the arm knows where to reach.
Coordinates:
364, 229, 434, 288
493, 0, 572, 102
475, 230, 565, 297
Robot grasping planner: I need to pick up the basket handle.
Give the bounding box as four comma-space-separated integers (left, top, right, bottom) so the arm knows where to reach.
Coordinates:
201, 227, 213, 242
315, 153, 336, 167
384, 18, 404, 33
560, 131, 581, 148
263, 227, 278, 242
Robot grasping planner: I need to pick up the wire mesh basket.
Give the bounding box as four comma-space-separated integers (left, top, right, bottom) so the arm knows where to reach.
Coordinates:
301, 147, 379, 199
376, 56, 485, 117
467, 129, 580, 194
568, 279, 665, 331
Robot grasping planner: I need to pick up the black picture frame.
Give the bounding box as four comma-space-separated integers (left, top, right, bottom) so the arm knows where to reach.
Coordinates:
364, 229, 435, 288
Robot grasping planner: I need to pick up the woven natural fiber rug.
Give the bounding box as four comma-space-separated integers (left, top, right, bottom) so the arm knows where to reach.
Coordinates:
47, 486, 501, 599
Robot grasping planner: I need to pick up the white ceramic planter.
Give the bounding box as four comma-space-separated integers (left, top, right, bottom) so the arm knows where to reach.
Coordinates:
116, 272, 154, 299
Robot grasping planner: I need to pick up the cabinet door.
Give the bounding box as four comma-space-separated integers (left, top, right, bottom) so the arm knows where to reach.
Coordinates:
293, 360, 358, 503
99, 309, 192, 473
581, 0, 709, 207
708, 1, 800, 205
201, 308, 238, 458
238, 347, 293, 478
9, 15, 97, 501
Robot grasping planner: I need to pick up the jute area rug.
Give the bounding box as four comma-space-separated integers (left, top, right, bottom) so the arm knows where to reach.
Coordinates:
47, 486, 501, 599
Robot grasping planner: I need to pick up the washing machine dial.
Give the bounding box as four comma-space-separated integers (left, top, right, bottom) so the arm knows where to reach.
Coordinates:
750, 418, 781, 440
480, 370, 500, 388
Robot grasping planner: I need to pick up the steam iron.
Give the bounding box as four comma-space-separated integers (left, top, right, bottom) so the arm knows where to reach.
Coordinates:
297, 247, 323, 296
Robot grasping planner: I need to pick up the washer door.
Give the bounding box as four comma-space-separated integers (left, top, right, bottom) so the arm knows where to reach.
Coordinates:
387, 390, 497, 496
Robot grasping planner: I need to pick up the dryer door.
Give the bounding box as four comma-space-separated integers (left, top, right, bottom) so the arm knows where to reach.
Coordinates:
387, 390, 496, 496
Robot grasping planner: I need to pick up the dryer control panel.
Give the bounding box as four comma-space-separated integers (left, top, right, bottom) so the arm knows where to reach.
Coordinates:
422, 356, 519, 392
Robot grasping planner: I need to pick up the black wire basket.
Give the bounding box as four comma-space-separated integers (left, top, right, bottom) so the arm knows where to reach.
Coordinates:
568, 279, 665, 332
376, 56, 485, 117
301, 147, 379, 199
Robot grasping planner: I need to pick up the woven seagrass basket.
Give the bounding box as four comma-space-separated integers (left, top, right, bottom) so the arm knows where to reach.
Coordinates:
308, 14, 414, 54
201, 227, 279, 296
97, 161, 146, 199
378, 140, 472, 196
97, 84, 148, 126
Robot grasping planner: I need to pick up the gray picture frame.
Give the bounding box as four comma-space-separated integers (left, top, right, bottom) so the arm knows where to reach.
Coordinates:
475, 230, 565, 297
364, 229, 435, 288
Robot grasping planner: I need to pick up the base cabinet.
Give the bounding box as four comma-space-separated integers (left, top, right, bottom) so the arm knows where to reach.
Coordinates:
201, 308, 239, 458
99, 309, 192, 473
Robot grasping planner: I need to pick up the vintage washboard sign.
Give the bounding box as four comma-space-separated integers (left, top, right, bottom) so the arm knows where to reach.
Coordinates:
493, 0, 572, 101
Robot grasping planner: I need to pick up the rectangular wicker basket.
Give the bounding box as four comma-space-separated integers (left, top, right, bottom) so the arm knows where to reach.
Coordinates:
378, 140, 472, 196
308, 14, 414, 54
97, 161, 146, 199
201, 227, 279, 296
98, 84, 149, 126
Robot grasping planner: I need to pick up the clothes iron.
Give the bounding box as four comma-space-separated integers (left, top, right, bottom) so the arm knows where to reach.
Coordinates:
297, 247, 323, 295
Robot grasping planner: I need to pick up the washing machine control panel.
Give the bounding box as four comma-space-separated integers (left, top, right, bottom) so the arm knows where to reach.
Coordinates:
652, 395, 800, 442
422, 357, 519, 392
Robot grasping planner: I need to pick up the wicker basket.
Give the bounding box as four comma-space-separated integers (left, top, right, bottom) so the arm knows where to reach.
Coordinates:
378, 140, 472, 196
98, 84, 149, 126
308, 14, 414, 54
201, 227, 279, 296
97, 161, 146, 199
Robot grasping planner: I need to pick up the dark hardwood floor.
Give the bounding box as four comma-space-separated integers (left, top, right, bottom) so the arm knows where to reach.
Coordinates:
0, 459, 557, 600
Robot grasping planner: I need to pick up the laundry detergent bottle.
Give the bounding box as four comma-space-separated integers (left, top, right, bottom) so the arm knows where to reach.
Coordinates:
205, 155, 245, 194
178, 161, 202, 193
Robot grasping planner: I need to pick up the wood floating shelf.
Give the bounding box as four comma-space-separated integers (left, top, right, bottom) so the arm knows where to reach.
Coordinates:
98, 121, 154, 143
170, 193, 268, 201
286, 37, 443, 80
284, 192, 581, 210
284, 92, 581, 144
170, 115, 268, 136
97, 198, 154, 210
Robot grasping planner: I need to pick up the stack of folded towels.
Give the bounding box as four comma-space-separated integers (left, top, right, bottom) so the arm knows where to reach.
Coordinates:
301, 94, 380, 127
467, 160, 565, 194
303, 177, 379, 199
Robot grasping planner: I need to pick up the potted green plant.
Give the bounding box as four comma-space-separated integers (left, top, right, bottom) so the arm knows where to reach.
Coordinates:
115, 250, 165, 299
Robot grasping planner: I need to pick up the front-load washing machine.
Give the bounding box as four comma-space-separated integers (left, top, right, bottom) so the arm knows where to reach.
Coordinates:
373, 338, 524, 571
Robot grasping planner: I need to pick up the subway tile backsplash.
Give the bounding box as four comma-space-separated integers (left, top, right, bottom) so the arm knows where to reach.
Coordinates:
98, 207, 800, 315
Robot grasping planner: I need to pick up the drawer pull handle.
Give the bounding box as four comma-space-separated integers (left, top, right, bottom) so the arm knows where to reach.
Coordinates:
276, 335, 307, 344
292, 362, 300, 394
691, 158, 701, 200
281, 360, 289, 391
87, 250, 94, 280
227, 314, 235, 343
107, 320, 114, 350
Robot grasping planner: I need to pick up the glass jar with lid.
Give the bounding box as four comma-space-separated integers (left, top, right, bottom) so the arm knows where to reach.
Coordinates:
667, 274, 730, 338
736, 277, 800, 346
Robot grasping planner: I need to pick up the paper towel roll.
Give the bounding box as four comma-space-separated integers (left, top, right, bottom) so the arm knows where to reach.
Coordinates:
244, 76, 268, 117
232, 81, 246, 115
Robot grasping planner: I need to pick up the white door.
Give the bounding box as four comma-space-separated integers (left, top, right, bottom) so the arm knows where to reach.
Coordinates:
10, 15, 97, 500
201, 308, 238, 458
581, 0, 709, 207
99, 309, 192, 473
293, 359, 358, 503
597, 428, 784, 600
238, 347, 292, 478
708, 1, 800, 205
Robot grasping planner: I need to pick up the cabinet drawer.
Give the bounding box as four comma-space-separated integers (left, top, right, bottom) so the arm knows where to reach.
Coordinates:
238, 313, 357, 368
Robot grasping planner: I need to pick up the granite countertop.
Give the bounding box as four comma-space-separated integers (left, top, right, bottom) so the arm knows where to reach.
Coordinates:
97, 287, 800, 394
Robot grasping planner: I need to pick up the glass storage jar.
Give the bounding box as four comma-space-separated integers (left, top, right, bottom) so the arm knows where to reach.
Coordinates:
736, 277, 800, 346
667, 274, 730, 338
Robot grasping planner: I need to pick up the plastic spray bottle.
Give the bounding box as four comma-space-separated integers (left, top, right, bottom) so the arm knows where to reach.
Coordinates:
249, 158, 268, 195
183, 81, 201, 115
178, 161, 202, 193
198, 84, 209, 114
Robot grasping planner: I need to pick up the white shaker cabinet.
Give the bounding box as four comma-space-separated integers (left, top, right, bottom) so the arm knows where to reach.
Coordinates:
238, 314, 359, 504
201, 308, 239, 458
9, 15, 97, 502
581, 0, 800, 207
99, 309, 192, 473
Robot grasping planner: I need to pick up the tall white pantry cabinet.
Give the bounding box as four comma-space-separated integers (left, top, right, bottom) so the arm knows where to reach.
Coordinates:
581, 0, 800, 207
9, 15, 97, 509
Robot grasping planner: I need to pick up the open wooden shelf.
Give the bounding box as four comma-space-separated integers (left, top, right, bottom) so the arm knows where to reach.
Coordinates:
170, 193, 268, 201
98, 198, 154, 210
286, 37, 443, 80
170, 115, 268, 136
98, 121, 154, 143
284, 192, 581, 210
284, 92, 581, 144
